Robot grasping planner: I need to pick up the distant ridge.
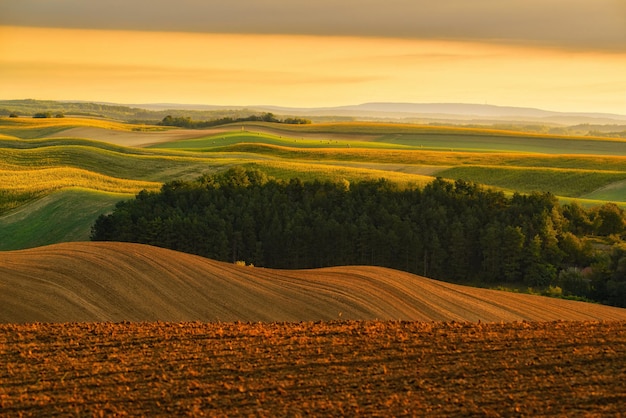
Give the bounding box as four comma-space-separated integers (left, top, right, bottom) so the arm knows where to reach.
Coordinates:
258, 102, 626, 124
338, 102, 600, 117
2, 242, 626, 323
2, 99, 625, 125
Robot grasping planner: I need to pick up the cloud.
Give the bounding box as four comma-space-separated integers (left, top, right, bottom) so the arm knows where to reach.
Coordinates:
1, 0, 625, 51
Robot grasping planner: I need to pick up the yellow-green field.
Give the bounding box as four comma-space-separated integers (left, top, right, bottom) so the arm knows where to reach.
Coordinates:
0, 117, 166, 140
1, 116, 626, 250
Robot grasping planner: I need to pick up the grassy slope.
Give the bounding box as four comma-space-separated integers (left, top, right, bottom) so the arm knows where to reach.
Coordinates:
150, 125, 626, 203
0, 116, 165, 139
581, 179, 626, 202
374, 132, 626, 155
438, 166, 626, 198
2, 241, 626, 323
0, 189, 132, 250
149, 123, 626, 155
148, 131, 410, 150
0, 143, 227, 182
0, 167, 159, 195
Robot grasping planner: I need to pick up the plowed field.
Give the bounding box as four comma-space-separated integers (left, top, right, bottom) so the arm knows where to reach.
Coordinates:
1, 320, 625, 416
3, 242, 626, 324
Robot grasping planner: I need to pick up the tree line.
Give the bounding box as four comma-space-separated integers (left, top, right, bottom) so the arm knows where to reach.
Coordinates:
91, 168, 626, 307
0, 100, 269, 122
33, 112, 64, 118
158, 113, 311, 129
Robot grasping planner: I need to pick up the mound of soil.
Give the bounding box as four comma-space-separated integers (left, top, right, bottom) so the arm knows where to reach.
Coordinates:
2, 242, 626, 323
1, 320, 625, 416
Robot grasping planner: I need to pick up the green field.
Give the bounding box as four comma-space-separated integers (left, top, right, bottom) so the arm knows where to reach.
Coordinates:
149, 122, 626, 155
580, 179, 626, 202
148, 131, 411, 151
0, 188, 132, 250
438, 166, 626, 198
2, 116, 626, 250
0, 116, 166, 140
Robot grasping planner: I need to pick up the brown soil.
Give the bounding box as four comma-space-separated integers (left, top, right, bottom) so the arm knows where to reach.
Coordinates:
1, 320, 625, 416
2, 242, 626, 324
47, 127, 222, 147
48, 125, 374, 147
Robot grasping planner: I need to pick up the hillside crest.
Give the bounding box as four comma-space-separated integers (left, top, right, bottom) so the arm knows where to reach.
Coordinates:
2, 242, 626, 323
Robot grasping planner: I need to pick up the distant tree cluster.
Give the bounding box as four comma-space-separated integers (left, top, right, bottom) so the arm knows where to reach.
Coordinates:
92, 168, 626, 307
1, 99, 314, 123
32, 112, 64, 119
158, 113, 311, 128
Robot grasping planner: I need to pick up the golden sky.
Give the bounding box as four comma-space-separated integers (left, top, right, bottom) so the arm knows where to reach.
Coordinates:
1, 1, 625, 114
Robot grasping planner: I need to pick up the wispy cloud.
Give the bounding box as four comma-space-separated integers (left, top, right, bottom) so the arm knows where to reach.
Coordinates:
1, 4, 625, 113
1, 0, 625, 52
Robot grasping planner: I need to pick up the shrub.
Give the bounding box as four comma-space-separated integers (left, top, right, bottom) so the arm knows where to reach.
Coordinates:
541, 285, 563, 298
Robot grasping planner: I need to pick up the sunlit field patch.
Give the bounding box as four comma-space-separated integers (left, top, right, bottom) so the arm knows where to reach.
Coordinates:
0, 166, 159, 216
0, 117, 166, 139
243, 161, 434, 187
438, 166, 626, 200
0, 167, 158, 204
0, 145, 231, 182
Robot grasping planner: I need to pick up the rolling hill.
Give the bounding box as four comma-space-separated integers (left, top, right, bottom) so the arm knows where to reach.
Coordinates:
0, 189, 132, 250
2, 115, 626, 260
2, 241, 626, 323
3, 99, 626, 125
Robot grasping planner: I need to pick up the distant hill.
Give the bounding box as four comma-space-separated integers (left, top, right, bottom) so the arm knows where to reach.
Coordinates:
2, 99, 625, 127
333, 102, 626, 119
0, 99, 263, 123
2, 242, 626, 323
260, 102, 626, 125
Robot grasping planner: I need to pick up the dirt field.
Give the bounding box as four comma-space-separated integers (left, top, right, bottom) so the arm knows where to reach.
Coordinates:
3, 242, 626, 323
48, 126, 221, 147
48, 125, 375, 147
3, 242, 626, 415
1, 320, 625, 416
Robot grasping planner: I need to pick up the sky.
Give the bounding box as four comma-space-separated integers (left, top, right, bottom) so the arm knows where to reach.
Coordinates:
1, 0, 625, 114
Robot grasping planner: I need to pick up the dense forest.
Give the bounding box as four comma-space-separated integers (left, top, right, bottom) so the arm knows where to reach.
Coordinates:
91, 168, 626, 307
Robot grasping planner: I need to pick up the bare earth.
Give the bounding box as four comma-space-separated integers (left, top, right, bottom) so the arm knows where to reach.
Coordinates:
48, 127, 228, 147
2, 242, 626, 324
48, 125, 374, 147
3, 242, 626, 415
1, 320, 625, 416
